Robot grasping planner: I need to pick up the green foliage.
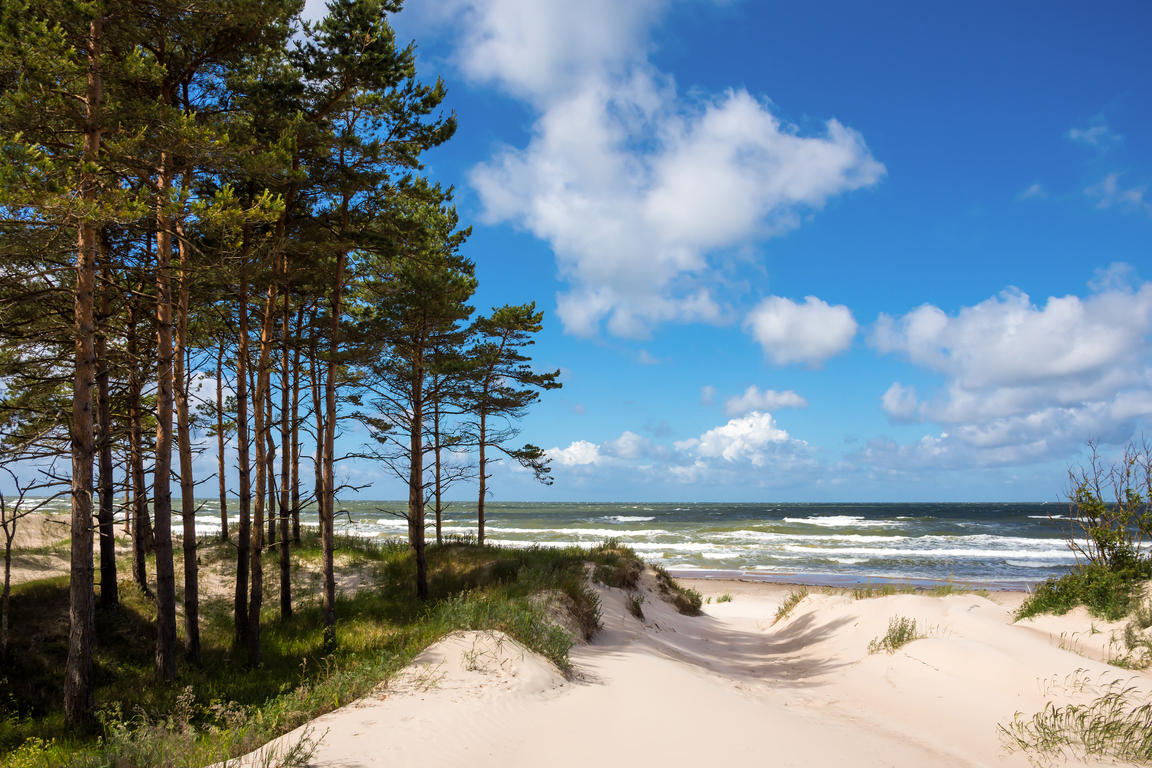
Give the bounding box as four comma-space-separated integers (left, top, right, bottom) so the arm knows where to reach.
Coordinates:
625, 593, 645, 621
715, 591, 733, 604
0, 536, 658, 765
1000, 681, 1152, 764
650, 564, 702, 615
1017, 562, 1152, 621
867, 616, 926, 655
773, 587, 809, 625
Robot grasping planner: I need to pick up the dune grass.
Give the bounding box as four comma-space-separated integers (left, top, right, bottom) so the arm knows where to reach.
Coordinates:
1000, 680, 1152, 764
772, 587, 809, 625
0, 534, 649, 767
867, 616, 929, 655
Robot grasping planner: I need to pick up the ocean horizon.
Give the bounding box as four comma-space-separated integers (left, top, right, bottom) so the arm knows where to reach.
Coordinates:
27, 497, 1079, 589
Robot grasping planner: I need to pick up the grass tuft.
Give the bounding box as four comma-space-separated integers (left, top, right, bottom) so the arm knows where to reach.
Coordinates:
867, 616, 927, 654
650, 565, 702, 616
625, 593, 645, 621
772, 587, 809, 625
1000, 681, 1152, 763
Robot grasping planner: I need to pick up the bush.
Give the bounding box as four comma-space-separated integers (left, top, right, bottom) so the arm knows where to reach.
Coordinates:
1018, 440, 1152, 621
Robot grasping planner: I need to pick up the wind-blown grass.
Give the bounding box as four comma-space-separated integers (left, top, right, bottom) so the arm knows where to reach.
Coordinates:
1000, 680, 1152, 763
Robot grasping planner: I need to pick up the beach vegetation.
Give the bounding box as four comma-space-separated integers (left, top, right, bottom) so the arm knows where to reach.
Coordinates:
1000, 679, 1152, 764
867, 616, 927, 654
773, 587, 809, 625
1018, 440, 1152, 623
0, 535, 661, 767
650, 564, 703, 615
626, 593, 645, 620
716, 591, 733, 603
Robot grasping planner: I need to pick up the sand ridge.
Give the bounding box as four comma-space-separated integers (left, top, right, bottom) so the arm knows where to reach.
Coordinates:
235, 572, 1152, 767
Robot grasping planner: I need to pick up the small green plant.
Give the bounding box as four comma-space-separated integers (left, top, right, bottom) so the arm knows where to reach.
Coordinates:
1019, 440, 1152, 621
867, 616, 926, 654
649, 565, 702, 615
1000, 681, 1152, 763
626, 593, 645, 621
716, 592, 732, 604
772, 587, 809, 625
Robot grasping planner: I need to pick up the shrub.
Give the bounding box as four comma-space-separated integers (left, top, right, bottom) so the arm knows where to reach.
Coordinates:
1018, 440, 1152, 622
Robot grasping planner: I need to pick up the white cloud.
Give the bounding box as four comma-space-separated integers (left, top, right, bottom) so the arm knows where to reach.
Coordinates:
724, 385, 808, 416
879, 383, 922, 424
636, 349, 662, 365
699, 385, 717, 406
744, 295, 858, 367
1085, 173, 1151, 215
436, 0, 884, 338
1017, 183, 1046, 201
1068, 124, 1121, 148
545, 411, 819, 486
868, 269, 1152, 468
548, 440, 602, 466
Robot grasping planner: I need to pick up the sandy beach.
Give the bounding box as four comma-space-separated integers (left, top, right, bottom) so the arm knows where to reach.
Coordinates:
234, 572, 1151, 768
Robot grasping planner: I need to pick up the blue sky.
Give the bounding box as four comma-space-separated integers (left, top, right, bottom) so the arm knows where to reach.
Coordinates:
297, 0, 1152, 503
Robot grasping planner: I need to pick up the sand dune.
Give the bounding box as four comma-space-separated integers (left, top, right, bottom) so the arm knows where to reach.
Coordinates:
240, 574, 1151, 767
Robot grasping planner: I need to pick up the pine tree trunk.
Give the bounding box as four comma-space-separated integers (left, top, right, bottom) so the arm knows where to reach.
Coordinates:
96, 257, 117, 608
322, 249, 344, 648
409, 344, 427, 600
279, 290, 291, 619
64, 13, 101, 723
248, 278, 279, 666
234, 230, 251, 646
290, 307, 303, 545
174, 220, 200, 666
216, 340, 228, 541
433, 376, 442, 546
128, 298, 149, 591
265, 384, 276, 547
478, 410, 486, 546
153, 153, 178, 683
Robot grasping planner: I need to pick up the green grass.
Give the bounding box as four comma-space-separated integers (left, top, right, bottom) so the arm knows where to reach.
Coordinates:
625, 593, 645, 620
715, 592, 732, 604
1000, 681, 1152, 763
772, 587, 809, 625
650, 565, 702, 616
0, 534, 654, 767
1016, 562, 1152, 622
867, 616, 928, 655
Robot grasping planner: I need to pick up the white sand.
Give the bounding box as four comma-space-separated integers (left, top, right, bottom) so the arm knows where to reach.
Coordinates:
237, 574, 1152, 767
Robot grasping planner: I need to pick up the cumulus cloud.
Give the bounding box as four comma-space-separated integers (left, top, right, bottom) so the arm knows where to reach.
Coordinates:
1085, 173, 1151, 216
433, 0, 884, 338
724, 385, 808, 416
1068, 123, 1121, 148
744, 295, 858, 367
867, 269, 1152, 468
546, 411, 819, 486
1017, 183, 1046, 201
879, 383, 922, 424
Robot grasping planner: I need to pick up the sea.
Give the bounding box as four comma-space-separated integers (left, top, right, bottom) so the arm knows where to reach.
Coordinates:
27, 498, 1079, 590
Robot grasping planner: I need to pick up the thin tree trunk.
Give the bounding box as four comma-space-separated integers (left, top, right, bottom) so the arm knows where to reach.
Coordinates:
216, 339, 228, 541
322, 247, 345, 648
308, 308, 323, 547
2, 524, 11, 660
290, 305, 304, 544
433, 375, 442, 546
96, 255, 117, 608
64, 13, 101, 723
248, 276, 279, 666
409, 342, 428, 600
478, 410, 486, 546
279, 289, 291, 619
153, 152, 178, 683
128, 296, 149, 591
234, 229, 251, 646
174, 213, 200, 666
265, 382, 276, 547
